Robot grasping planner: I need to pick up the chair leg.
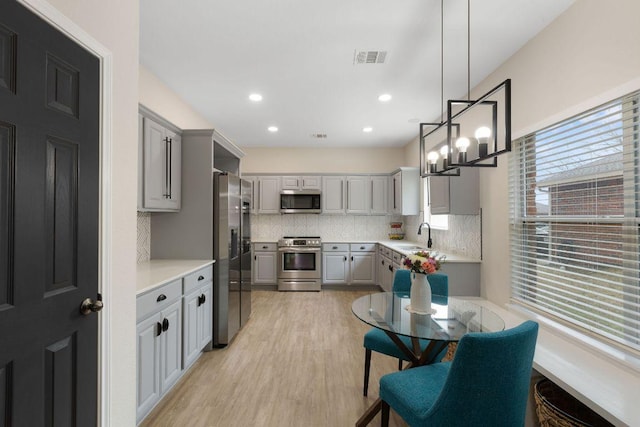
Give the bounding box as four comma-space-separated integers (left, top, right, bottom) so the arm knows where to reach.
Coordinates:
381, 401, 390, 427
363, 349, 372, 396
398, 359, 402, 370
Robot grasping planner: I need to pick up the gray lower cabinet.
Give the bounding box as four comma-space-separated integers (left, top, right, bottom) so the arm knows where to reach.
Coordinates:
136, 279, 182, 423
253, 243, 278, 285
323, 243, 377, 285
323, 244, 350, 284
182, 266, 213, 368
350, 243, 376, 284
136, 264, 213, 424
377, 245, 395, 291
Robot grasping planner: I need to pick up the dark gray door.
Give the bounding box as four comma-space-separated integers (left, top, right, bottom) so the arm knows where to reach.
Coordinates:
0, 1, 101, 425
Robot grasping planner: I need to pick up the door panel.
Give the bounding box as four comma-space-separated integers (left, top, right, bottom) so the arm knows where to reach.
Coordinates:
0, 122, 14, 307
45, 335, 76, 426
0, 1, 100, 425
45, 137, 78, 294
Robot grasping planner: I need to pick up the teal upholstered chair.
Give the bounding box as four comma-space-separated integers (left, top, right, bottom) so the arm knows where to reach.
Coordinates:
379, 320, 539, 427
362, 270, 449, 396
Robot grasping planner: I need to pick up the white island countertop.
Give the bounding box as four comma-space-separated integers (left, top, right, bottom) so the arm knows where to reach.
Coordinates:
136, 259, 215, 295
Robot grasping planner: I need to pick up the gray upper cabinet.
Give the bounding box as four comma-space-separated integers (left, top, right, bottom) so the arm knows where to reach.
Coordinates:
370, 175, 388, 215
281, 175, 321, 190
390, 167, 419, 215
428, 167, 479, 215
322, 176, 346, 214
346, 176, 370, 214
138, 108, 182, 212
258, 176, 281, 214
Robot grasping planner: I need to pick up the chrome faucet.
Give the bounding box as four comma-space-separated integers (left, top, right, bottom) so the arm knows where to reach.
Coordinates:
417, 222, 433, 248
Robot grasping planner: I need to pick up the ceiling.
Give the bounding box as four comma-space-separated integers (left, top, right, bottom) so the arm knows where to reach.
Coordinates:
140, 0, 574, 148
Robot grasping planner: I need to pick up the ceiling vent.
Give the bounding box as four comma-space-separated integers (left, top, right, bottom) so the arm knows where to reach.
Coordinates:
310, 133, 327, 139
354, 50, 387, 65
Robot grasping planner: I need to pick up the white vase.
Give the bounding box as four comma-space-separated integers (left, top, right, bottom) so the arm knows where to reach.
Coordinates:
410, 272, 432, 314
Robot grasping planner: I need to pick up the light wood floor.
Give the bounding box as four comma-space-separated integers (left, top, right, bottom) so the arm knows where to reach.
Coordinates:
140, 290, 408, 427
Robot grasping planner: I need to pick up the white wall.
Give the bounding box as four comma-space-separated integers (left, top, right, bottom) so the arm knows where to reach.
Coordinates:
473, 0, 640, 305
44, 0, 139, 424
139, 65, 213, 129
242, 147, 406, 174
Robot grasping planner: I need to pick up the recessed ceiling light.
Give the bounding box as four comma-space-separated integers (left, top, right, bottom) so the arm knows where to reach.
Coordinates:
362, 127, 373, 133
268, 126, 278, 132
249, 93, 263, 102
378, 94, 392, 102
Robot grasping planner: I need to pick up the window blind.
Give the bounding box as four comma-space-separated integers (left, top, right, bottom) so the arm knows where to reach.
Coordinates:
509, 90, 640, 351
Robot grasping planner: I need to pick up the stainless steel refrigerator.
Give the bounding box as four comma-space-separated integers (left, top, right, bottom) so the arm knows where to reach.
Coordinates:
213, 172, 252, 347
150, 130, 251, 349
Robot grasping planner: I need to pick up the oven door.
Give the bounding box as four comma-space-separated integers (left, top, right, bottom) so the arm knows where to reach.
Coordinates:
278, 247, 321, 279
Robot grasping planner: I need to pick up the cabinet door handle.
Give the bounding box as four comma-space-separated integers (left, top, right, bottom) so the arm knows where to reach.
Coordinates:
343, 256, 347, 262
168, 137, 173, 199
200, 294, 206, 305
156, 322, 162, 337
162, 318, 169, 332
254, 255, 257, 260
198, 275, 205, 281
156, 294, 167, 302
381, 260, 385, 265
351, 256, 354, 262
164, 137, 170, 199
389, 265, 393, 272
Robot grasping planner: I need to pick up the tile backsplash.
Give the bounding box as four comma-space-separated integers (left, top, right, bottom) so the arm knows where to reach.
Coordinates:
251, 214, 403, 242
251, 213, 481, 259
137, 212, 151, 263
140, 210, 481, 261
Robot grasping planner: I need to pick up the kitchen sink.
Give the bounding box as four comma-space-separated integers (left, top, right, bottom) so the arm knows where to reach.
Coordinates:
393, 244, 427, 251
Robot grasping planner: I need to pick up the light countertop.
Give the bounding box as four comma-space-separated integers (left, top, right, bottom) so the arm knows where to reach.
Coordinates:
253, 239, 479, 262
136, 259, 215, 295
377, 240, 480, 263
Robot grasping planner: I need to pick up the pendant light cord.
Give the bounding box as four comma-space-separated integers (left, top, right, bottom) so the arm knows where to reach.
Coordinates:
467, 0, 471, 101
440, 0, 444, 120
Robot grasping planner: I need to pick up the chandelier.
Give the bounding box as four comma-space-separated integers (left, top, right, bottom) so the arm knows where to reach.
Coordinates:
420, 0, 511, 177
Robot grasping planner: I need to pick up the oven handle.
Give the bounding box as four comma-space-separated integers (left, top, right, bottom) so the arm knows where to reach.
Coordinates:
277, 247, 321, 253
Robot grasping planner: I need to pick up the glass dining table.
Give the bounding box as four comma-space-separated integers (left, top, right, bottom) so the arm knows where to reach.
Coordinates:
351, 292, 505, 426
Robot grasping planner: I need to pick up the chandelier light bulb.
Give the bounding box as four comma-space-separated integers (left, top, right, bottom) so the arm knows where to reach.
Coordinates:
475, 126, 491, 157
455, 137, 470, 153
427, 151, 439, 173
427, 151, 439, 164
475, 126, 491, 139
440, 145, 450, 169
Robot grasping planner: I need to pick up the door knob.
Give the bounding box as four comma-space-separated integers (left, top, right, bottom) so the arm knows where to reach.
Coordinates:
80, 293, 104, 316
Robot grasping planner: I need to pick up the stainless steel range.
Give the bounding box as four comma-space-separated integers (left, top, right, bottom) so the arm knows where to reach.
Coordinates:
277, 237, 322, 291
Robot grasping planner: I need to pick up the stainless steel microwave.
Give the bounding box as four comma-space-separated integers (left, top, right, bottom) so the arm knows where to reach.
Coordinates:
280, 190, 321, 214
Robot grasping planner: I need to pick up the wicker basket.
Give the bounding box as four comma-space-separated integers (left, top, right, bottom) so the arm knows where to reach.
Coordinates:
534, 379, 613, 427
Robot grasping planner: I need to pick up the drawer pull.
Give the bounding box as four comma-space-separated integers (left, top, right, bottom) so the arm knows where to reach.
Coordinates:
262, 245, 268, 249
162, 318, 169, 332
333, 246, 338, 250
156, 294, 167, 302
360, 246, 365, 250
198, 275, 205, 281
